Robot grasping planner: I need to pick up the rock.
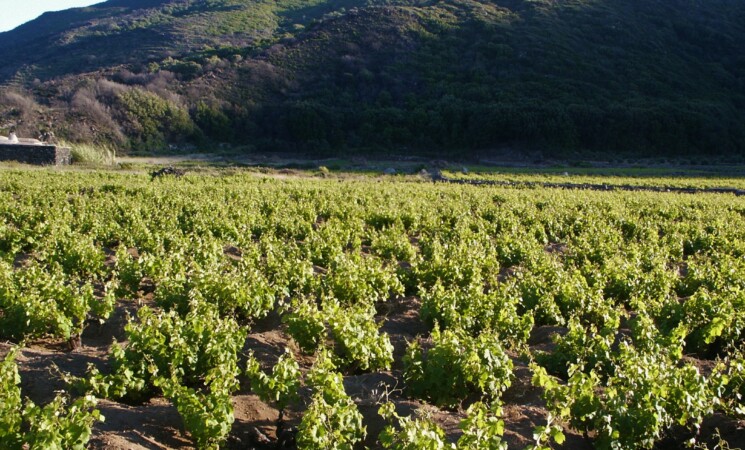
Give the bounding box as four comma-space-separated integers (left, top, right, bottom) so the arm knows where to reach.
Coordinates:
249, 426, 271, 445
150, 166, 186, 180
383, 167, 396, 175
430, 169, 445, 181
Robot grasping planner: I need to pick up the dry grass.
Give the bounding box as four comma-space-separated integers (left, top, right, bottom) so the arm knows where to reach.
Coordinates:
64, 141, 117, 165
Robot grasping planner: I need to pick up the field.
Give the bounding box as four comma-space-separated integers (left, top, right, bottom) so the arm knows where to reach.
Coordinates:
1, 167, 745, 450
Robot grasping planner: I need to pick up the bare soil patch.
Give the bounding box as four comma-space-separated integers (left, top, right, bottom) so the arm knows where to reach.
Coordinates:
3, 293, 742, 450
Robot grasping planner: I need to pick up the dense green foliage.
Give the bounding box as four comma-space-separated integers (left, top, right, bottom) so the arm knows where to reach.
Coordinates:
2, 169, 745, 448
117, 88, 196, 149
404, 326, 513, 408
0, 261, 115, 342
297, 348, 366, 449
1, 348, 103, 450
1, 0, 744, 157
84, 301, 245, 448
245, 350, 301, 413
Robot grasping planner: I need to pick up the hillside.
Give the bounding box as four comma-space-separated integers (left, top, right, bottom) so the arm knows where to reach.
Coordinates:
1, 0, 744, 159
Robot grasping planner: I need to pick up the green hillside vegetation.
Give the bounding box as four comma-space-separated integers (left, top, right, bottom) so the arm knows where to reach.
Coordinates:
0, 0, 744, 158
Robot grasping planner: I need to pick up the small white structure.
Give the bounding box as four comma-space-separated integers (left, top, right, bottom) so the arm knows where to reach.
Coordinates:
0, 134, 45, 145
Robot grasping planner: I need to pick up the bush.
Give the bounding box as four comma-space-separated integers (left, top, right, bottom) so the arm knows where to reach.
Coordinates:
117, 88, 195, 150
404, 326, 513, 408
1, 348, 103, 450
66, 141, 117, 165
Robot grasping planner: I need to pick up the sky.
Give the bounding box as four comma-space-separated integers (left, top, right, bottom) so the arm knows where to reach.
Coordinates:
0, 0, 101, 33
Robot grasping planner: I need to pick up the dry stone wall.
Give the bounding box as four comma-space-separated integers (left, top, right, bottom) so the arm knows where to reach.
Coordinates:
0, 144, 71, 165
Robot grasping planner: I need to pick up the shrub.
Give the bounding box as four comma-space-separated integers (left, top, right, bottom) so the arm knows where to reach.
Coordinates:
66, 141, 117, 165
117, 88, 195, 150
404, 326, 513, 408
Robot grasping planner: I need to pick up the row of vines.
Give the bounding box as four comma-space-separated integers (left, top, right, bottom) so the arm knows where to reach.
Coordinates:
1, 169, 744, 449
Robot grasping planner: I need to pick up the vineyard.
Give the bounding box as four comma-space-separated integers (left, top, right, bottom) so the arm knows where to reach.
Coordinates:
1, 168, 744, 449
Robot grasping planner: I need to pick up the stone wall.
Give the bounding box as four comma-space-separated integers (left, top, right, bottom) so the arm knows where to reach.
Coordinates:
0, 144, 72, 165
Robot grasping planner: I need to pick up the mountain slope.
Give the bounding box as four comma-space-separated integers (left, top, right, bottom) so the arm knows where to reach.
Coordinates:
0, 0, 303, 82
1, 0, 744, 158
